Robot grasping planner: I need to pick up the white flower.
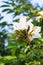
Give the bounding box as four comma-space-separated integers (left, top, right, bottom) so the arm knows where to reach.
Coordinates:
38, 11, 43, 18
28, 26, 41, 41
19, 16, 28, 30
13, 16, 33, 31
13, 22, 20, 30
27, 21, 33, 33
13, 16, 41, 42
38, 11, 43, 15
35, 16, 41, 22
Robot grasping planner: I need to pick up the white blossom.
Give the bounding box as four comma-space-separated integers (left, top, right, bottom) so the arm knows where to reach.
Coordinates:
13, 16, 41, 42
35, 16, 41, 22
13, 16, 33, 31
38, 11, 43, 16
28, 26, 41, 41
38, 11, 43, 18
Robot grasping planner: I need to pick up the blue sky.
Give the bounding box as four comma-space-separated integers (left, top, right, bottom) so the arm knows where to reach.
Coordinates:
31, 0, 43, 7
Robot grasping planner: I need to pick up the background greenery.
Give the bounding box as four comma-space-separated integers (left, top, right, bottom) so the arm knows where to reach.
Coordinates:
0, 0, 43, 65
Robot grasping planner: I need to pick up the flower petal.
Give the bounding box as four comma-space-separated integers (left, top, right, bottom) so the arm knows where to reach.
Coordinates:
13, 22, 20, 30
33, 26, 41, 33
27, 22, 33, 33
19, 16, 26, 23
29, 33, 41, 41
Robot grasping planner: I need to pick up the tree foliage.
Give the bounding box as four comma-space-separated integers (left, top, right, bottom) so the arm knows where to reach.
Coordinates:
0, 0, 43, 65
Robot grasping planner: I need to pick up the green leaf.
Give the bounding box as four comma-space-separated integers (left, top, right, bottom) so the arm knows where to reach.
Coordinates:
1, 5, 10, 7
2, 8, 14, 13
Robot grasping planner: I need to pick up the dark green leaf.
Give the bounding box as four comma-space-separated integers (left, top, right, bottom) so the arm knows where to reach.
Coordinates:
1, 5, 10, 7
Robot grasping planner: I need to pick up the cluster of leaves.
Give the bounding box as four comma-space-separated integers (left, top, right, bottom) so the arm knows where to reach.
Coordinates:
0, 0, 43, 65
0, 0, 39, 18
0, 14, 7, 56
0, 14, 12, 56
